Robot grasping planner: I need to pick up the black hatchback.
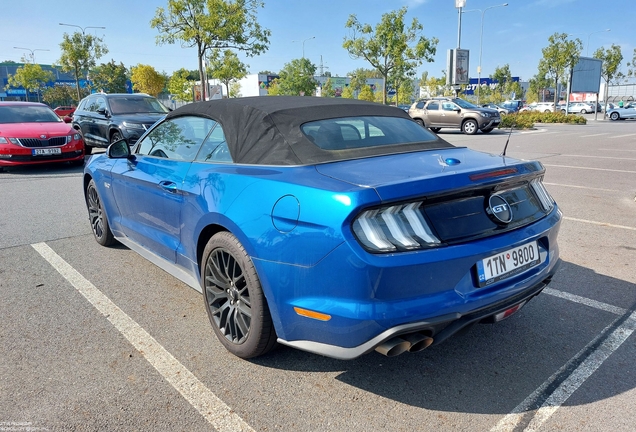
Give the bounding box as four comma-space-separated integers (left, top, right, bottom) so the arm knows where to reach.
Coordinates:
72, 93, 170, 154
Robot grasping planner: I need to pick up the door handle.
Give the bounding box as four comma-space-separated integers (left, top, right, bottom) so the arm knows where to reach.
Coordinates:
159, 180, 178, 193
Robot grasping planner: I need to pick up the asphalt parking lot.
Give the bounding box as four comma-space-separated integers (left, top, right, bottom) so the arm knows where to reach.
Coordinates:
1, 116, 635, 431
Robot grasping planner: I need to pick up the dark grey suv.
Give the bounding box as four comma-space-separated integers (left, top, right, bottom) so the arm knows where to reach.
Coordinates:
72, 93, 170, 154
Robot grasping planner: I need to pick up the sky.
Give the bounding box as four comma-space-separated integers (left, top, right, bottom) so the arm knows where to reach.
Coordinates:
1, 0, 634, 83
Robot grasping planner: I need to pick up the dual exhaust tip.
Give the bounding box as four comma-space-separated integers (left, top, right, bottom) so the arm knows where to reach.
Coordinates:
375, 333, 434, 357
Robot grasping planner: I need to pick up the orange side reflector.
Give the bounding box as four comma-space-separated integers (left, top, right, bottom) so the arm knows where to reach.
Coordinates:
293, 307, 331, 321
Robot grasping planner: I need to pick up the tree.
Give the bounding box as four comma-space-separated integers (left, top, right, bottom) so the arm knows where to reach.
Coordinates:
343, 7, 438, 104
130, 64, 166, 96
420, 71, 448, 97
90, 60, 128, 93
275, 58, 317, 96
347, 68, 381, 95
258, 70, 277, 75
593, 44, 624, 112
151, 0, 270, 101
57, 31, 108, 100
266, 78, 282, 96
321, 78, 335, 97
538, 33, 582, 110
488, 64, 523, 103
358, 85, 375, 102
340, 85, 355, 99
42, 84, 84, 107
626, 48, 636, 78
168, 68, 195, 102
208, 49, 248, 98
6, 62, 54, 102
229, 80, 242, 98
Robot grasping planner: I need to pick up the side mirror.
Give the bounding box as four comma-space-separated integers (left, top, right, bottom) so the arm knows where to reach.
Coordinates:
63, 115, 72, 123
454, 107, 461, 112
107, 139, 132, 159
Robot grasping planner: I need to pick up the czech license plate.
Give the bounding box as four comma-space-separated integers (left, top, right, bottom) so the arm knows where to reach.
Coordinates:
476, 241, 540, 287
32, 148, 62, 156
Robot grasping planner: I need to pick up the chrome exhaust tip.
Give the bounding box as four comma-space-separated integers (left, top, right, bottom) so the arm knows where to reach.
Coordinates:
375, 337, 411, 357
403, 333, 434, 352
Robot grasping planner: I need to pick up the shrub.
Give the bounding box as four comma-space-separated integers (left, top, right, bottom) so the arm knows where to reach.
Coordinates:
498, 111, 586, 129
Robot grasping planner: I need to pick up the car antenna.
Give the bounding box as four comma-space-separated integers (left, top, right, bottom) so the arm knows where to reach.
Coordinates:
500, 120, 515, 157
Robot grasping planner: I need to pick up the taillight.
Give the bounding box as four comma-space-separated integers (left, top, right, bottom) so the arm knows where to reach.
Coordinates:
530, 178, 554, 212
352, 202, 440, 253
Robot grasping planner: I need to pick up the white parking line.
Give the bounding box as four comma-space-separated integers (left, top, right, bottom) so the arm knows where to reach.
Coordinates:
543, 288, 627, 315
559, 154, 636, 161
543, 182, 618, 192
31, 242, 254, 432
597, 148, 636, 152
563, 216, 636, 231
609, 133, 636, 139
491, 309, 636, 432
579, 133, 610, 137
543, 164, 636, 174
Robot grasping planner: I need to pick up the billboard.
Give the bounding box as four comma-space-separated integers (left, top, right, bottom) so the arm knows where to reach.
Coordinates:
462, 77, 521, 95
453, 49, 470, 85
571, 57, 602, 93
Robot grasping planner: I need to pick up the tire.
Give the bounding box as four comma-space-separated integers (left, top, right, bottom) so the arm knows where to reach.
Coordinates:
415, 118, 425, 127
86, 179, 115, 246
481, 127, 494, 134
110, 130, 124, 144
561, 109, 566, 114
581, 109, 587, 114
462, 119, 478, 135
201, 232, 277, 359
429, 127, 441, 133
84, 145, 93, 155
610, 112, 619, 121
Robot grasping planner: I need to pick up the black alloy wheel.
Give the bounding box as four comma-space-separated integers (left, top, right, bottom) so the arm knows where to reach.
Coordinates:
86, 179, 115, 246
202, 232, 277, 358
110, 131, 124, 144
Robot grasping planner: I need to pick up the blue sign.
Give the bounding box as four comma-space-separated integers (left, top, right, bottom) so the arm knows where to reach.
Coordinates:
463, 77, 520, 95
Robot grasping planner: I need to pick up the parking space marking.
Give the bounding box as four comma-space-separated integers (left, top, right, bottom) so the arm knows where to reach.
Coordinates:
608, 133, 636, 139
543, 164, 636, 174
31, 242, 255, 432
579, 133, 610, 137
563, 216, 636, 231
598, 148, 636, 152
491, 310, 636, 432
543, 182, 618, 192
559, 154, 636, 161
544, 288, 627, 315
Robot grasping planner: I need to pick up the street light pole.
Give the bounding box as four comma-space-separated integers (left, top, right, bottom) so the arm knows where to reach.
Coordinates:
586, 29, 610, 56
292, 36, 315, 58
59, 23, 106, 35
464, 3, 508, 105
13, 47, 49, 64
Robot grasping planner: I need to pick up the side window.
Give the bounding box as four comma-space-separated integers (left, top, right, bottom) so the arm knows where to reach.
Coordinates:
86, 97, 98, 112
427, 102, 439, 110
195, 123, 232, 163
137, 116, 214, 161
415, 101, 424, 109
442, 102, 456, 111
95, 97, 107, 112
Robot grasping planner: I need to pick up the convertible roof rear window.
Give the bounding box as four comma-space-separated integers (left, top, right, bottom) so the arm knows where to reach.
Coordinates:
301, 116, 438, 150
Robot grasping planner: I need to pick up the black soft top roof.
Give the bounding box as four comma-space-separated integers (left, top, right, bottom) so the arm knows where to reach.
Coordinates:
166, 96, 453, 165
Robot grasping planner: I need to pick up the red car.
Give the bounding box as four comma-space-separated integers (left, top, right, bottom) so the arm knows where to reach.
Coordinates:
53, 105, 75, 117
0, 102, 85, 171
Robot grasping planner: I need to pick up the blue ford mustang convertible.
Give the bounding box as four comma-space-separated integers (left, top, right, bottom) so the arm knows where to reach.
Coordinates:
83, 96, 561, 359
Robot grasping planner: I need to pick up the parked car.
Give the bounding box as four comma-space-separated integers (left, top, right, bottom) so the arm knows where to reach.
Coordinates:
481, 103, 509, 114
53, 105, 75, 117
72, 93, 170, 154
533, 102, 555, 113
409, 97, 501, 134
501, 100, 524, 112
84, 96, 561, 360
606, 101, 636, 120
560, 102, 595, 114
0, 101, 85, 171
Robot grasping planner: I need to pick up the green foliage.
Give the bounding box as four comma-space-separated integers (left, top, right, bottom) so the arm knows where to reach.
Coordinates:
168, 68, 195, 102
266, 79, 281, 96
275, 58, 317, 96
627, 48, 636, 78
6, 63, 55, 96
538, 33, 582, 107
151, 0, 270, 100
346, 68, 380, 92
42, 84, 85, 106
90, 60, 128, 93
229, 81, 242, 98
358, 85, 375, 102
208, 49, 248, 97
498, 111, 586, 129
343, 6, 437, 104
340, 85, 354, 99
420, 71, 450, 97
321, 78, 335, 97
57, 31, 108, 100
130, 64, 166, 96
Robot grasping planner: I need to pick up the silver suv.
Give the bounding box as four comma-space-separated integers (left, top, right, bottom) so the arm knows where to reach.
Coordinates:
408, 97, 501, 135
